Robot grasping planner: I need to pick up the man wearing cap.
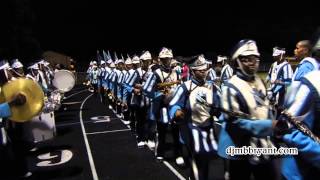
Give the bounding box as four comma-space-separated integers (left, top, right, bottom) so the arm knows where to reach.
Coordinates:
26, 61, 49, 93
206, 58, 218, 85
143, 47, 183, 163
115, 58, 125, 117
141, 51, 157, 148
218, 40, 280, 180
10, 59, 25, 77
218, 55, 233, 86
89, 61, 99, 94
169, 55, 221, 180
123, 55, 149, 146
98, 60, 107, 102
38, 59, 54, 86
121, 57, 133, 124
137, 51, 155, 147
267, 47, 293, 115
102, 59, 113, 105
107, 61, 117, 110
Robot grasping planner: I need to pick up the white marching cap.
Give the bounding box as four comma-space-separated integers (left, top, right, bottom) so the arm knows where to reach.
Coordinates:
109, 62, 116, 68
170, 59, 178, 65
125, 57, 132, 65
0, 60, 10, 70
11, 59, 24, 69
190, 55, 208, 70
117, 59, 124, 64
217, 56, 228, 63
28, 63, 39, 70
159, 47, 173, 58
92, 61, 97, 65
132, 55, 140, 64
232, 40, 260, 60
206, 60, 212, 65
107, 59, 113, 64
272, 47, 286, 57
100, 60, 106, 65
140, 51, 152, 60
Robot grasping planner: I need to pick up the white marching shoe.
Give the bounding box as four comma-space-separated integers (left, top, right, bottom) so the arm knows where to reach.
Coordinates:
137, 141, 145, 148
175, 156, 185, 166
147, 140, 155, 149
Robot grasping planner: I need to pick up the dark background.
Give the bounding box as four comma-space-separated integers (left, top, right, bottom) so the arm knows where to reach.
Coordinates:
0, 0, 318, 70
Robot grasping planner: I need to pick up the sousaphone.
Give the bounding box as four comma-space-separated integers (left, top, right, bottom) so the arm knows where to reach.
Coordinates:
0, 78, 44, 122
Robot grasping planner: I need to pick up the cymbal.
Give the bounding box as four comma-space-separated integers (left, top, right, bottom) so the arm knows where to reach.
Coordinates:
0, 93, 5, 104
1, 78, 44, 122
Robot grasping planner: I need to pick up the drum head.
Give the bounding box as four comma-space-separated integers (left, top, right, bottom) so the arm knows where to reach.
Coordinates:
52, 70, 75, 92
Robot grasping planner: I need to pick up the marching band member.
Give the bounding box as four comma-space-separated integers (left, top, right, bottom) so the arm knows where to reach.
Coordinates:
206, 58, 218, 85
103, 59, 113, 107
273, 37, 320, 179
218, 40, 280, 180
124, 55, 148, 146
143, 47, 183, 163
26, 61, 49, 93
98, 60, 106, 102
89, 61, 99, 94
218, 55, 233, 85
0, 59, 30, 179
107, 61, 117, 111
85, 61, 93, 86
142, 51, 157, 149
39, 60, 54, 86
291, 40, 319, 89
122, 57, 133, 124
10, 58, 25, 77
115, 58, 125, 117
169, 55, 221, 180
267, 47, 293, 115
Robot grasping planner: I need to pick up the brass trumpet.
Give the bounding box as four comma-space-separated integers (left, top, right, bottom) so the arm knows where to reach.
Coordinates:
157, 80, 181, 95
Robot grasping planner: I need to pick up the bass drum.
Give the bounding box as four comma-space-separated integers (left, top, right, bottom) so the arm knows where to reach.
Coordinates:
23, 111, 56, 143
52, 70, 75, 92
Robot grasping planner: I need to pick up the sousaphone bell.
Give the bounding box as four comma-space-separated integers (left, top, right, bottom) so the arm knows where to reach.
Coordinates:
0, 78, 44, 122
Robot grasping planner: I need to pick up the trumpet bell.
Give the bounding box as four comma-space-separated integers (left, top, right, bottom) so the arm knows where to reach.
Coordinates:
1, 78, 44, 122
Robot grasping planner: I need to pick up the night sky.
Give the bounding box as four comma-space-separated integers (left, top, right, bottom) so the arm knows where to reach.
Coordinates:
0, 0, 318, 67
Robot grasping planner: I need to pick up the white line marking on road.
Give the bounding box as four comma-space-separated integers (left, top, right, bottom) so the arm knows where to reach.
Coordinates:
163, 161, 187, 180
86, 129, 131, 135
64, 89, 88, 100
56, 122, 81, 127
117, 108, 186, 180
93, 120, 110, 123
80, 94, 99, 180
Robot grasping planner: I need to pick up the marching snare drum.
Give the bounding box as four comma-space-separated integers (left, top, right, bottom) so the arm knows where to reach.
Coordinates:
52, 70, 76, 93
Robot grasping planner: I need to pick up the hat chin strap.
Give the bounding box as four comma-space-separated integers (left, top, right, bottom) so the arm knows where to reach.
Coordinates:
236, 58, 255, 78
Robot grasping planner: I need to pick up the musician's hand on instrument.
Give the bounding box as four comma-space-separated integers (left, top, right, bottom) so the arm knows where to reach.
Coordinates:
133, 88, 141, 95
175, 110, 185, 120
9, 93, 26, 106
274, 80, 284, 85
122, 103, 127, 108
